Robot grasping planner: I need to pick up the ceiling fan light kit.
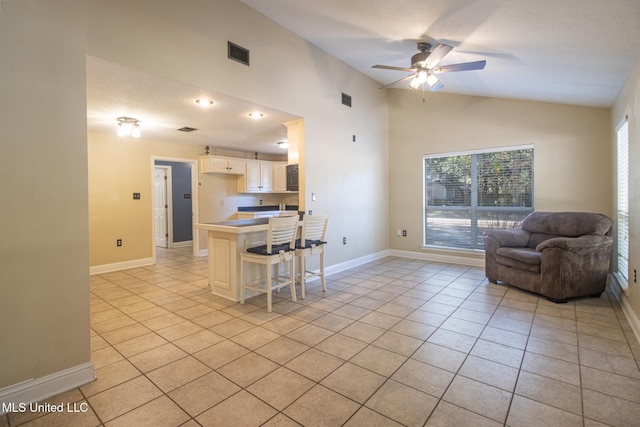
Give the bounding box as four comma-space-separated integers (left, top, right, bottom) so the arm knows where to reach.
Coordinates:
372, 41, 486, 92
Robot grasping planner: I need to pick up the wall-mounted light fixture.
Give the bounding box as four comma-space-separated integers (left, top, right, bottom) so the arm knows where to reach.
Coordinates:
116, 116, 141, 138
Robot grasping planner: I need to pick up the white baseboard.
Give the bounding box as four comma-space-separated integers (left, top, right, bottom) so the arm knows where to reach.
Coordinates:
89, 257, 154, 275
171, 240, 193, 248
609, 275, 640, 344
197, 248, 208, 257
0, 362, 95, 414
325, 250, 390, 277
389, 249, 485, 268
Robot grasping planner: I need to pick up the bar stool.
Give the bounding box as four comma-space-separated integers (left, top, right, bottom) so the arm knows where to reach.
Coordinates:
295, 214, 329, 299
240, 215, 299, 312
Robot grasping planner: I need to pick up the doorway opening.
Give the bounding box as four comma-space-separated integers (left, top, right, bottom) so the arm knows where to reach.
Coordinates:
151, 157, 199, 262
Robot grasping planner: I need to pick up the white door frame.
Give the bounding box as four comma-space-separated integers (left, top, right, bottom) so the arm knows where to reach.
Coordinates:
153, 165, 172, 248
150, 156, 200, 263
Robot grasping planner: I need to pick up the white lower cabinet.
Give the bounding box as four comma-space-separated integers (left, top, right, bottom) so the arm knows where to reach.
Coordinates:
236, 210, 297, 220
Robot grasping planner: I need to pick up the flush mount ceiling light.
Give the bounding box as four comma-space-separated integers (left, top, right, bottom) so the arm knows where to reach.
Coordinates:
116, 116, 141, 138
277, 141, 289, 149
248, 112, 264, 119
195, 98, 214, 107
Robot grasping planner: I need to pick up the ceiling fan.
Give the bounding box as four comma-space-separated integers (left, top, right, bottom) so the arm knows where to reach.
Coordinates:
372, 42, 486, 91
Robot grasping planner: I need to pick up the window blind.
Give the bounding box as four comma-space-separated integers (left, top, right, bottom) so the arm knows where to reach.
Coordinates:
617, 119, 629, 283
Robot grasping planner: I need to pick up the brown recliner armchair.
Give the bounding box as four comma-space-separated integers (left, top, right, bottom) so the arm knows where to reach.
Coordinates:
483, 211, 613, 303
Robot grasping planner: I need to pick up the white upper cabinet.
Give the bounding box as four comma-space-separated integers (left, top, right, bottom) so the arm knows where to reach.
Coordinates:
272, 162, 288, 192
200, 156, 246, 175
238, 160, 273, 192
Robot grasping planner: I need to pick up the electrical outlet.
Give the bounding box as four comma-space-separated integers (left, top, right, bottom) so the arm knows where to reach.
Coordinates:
343, 237, 347, 245
133, 193, 141, 200
402, 230, 407, 237
116, 239, 122, 247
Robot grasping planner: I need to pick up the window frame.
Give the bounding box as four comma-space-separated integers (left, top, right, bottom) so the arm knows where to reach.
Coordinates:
422, 145, 534, 251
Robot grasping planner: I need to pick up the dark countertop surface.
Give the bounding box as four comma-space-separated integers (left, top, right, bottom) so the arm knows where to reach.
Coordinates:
206, 218, 270, 227
238, 205, 299, 212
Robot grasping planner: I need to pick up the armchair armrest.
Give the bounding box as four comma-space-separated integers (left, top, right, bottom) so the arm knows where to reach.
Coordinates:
483, 228, 530, 247
536, 235, 613, 252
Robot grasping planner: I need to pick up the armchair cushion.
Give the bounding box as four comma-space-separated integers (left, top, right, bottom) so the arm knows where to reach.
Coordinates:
496, 248, 541, 273
484, 211, 613, 302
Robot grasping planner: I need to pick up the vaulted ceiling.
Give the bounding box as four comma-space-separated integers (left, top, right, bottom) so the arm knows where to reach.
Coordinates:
86, 1, 640, 153
241, 0, 640, 107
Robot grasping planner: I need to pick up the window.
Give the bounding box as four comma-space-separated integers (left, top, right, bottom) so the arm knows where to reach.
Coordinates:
617, 118, 629, 284
424, 146, 534, 250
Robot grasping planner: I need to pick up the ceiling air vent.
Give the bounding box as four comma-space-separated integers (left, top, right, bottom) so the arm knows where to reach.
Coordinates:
228, 41, 250, 66
178, 127, 198, 133
341, 92, 352, 108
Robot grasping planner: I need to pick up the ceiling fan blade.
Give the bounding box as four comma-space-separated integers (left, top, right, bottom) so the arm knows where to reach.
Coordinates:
433, 60, 486, 73
424, 43, 453, 68
378, 74, 415, 89
372, 64, 416, 72
428, 79, 444, 92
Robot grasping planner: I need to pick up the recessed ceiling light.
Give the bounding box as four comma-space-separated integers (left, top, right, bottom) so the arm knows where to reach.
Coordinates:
248, 112, 264, 119
195, 98, 214, 107
277, 141, 289, 149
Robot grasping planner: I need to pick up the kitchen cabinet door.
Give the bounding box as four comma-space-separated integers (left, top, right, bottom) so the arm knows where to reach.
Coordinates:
273, 162, 287, 192
200, 156, 246, 174
239, 161, 272, 192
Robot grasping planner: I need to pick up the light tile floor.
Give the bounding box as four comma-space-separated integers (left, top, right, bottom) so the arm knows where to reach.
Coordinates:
4, 247, 640, 426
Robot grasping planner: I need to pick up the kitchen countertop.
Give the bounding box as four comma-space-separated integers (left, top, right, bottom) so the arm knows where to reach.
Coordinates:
195, 218, 270, 234
238, 205, 299, 212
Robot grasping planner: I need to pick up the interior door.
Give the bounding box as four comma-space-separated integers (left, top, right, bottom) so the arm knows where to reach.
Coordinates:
154, 166, 169, 248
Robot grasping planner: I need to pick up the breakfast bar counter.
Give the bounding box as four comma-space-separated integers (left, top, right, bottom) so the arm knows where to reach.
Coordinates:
196, 218, 271, 234
195, 219, 283, 301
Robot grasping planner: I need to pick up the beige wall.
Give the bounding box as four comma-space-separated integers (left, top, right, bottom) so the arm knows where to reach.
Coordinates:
612, 55, 640, 327
0, 0, 90, 389
87, 0, 390, 267
88, 133, 201, 266
388, 89, 612, 261
89, 132, 300, 267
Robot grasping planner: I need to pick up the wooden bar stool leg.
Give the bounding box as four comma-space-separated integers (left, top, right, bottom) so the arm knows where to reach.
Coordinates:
320, 251, 326, 292
240, 255, 245, 304
266, 263, 273, 313
290, 256, 297, 302
300, 253, 306, 300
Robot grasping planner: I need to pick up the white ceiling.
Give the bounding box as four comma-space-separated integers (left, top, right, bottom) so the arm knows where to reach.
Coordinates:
87, 1, 640, 152
241, 0, 640, 107
86, 57, 298, 155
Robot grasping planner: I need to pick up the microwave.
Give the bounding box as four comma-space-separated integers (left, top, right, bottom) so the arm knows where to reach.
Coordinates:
286, 164, 299, 192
